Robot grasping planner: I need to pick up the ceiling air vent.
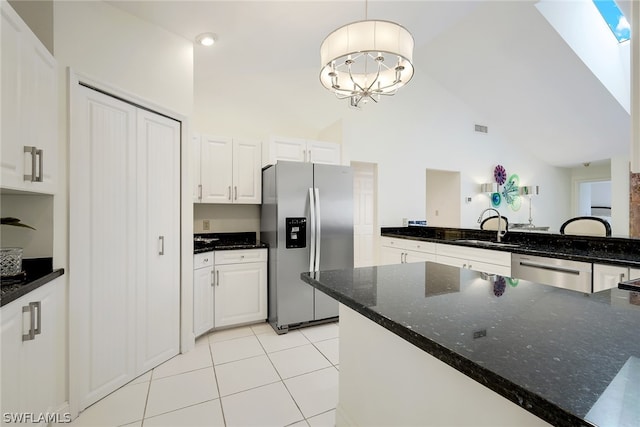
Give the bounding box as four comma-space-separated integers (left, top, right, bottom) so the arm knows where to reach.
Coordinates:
474, 124, 488, 133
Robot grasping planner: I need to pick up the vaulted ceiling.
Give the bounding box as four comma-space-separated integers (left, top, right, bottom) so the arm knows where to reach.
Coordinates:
109, 0, 631, 168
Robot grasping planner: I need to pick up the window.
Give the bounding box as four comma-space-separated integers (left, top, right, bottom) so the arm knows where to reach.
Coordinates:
592, 0, 630, 43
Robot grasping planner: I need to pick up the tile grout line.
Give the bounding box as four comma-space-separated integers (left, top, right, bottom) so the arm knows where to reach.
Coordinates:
254, 326, 308, 425
208, 333, 228, 427
138, 370, 154, 427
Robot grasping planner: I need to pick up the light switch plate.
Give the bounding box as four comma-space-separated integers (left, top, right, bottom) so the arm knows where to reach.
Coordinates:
203, 219, 210, 231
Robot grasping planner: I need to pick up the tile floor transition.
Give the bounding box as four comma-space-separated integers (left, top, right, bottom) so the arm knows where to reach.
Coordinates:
63, 322, 340, 427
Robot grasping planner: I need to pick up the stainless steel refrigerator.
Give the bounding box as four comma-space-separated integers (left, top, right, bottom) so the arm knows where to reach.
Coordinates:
261, 161, 353, 334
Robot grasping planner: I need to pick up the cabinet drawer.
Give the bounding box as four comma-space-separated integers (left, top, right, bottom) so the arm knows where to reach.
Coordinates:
194, 252, 214, 269
215, 249, 267, 265
436, 243, 510, 267
381, 237, 435, 253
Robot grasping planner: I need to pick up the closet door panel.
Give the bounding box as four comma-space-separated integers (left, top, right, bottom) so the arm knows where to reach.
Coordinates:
71, 86, 137, 411
136, 110, 181, 373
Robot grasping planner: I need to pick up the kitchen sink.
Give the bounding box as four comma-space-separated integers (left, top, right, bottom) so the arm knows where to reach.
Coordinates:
454, 239, 520, 248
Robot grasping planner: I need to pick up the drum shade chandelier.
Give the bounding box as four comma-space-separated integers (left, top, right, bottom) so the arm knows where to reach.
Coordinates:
319, 16, 414, 108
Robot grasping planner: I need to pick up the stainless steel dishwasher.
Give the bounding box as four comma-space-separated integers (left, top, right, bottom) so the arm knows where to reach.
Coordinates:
511, 254, 592, 293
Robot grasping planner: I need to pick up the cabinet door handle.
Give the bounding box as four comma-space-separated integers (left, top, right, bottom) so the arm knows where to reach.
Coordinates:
228, 186, 232, 200
22, 305, 35, 341
36, 149, 44, 182
32, 301, 41, 335
620, 273, 626, 282
234, 186, 238, 200
23, 146, 37, 182
308, 149, 311, 162
158, 236, 165, 255
216, 270, 220, 286
198, 184, 202, 200
211, 270, 215, 286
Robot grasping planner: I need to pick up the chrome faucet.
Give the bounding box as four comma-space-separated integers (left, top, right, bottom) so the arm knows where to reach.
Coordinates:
478, 208, 505, 242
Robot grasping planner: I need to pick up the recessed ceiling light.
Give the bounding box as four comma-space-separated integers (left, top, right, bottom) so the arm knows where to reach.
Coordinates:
195, 33, 216, 47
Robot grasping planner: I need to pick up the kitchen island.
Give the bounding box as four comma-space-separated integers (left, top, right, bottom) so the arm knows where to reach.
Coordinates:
301, 262, 640, 427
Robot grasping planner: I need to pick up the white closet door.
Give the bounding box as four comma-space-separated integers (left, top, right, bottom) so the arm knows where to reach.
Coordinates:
136, 109, 180, 373
70, 86, 138, 411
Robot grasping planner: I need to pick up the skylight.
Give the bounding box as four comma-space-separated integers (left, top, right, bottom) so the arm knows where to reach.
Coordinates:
592, 0, 630, 43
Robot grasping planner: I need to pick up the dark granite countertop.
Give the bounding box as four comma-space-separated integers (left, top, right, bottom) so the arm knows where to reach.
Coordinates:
194, 231, 267, 254
1, 258, 64, 307
302, 262, 640, 427
382, 226, 640, 268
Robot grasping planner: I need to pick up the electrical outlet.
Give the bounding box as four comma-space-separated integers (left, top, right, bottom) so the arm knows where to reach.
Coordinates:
203, 219, 210, 231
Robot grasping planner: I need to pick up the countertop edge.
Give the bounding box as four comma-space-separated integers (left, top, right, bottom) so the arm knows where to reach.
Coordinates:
381, 232, 640, 269
302, 272, 595, 427
1, 269, 65, 307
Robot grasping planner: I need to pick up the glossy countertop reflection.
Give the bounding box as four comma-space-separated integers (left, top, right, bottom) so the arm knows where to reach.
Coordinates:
302, 262, 640, 427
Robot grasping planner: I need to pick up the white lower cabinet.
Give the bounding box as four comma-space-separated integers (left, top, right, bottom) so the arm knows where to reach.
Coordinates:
435, 243, 511, 276
593, 264, 631, 293
630, 268, 640, 280
1, 276, 66, 419
193, 249, 267, 337
379, 237, 436, 265
193, 253, 214, 337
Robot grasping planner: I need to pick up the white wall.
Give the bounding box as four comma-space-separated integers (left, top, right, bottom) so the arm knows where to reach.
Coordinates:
340, 72, 572, 231
0, 194, 54, 258
193, 204, 260, 236
52, 0, 194, 270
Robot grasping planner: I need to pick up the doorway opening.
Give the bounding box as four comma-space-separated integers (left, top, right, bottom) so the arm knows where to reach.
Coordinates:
578, 180, 612, 223
352, 161, 378, 267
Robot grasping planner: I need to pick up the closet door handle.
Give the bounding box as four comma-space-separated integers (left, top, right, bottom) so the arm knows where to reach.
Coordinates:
158, 236, 165, 255
36, 149, 44, 182
24, 146, 37, 182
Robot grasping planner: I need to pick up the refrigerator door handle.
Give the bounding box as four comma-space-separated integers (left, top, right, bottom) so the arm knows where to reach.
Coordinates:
309, 187, 316, 273
314, 188, 321, 272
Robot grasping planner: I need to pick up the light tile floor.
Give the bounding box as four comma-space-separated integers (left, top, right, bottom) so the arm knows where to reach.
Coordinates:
65, 322, 340, 427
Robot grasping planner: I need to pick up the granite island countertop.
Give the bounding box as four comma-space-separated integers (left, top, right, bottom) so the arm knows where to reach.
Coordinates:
302, 262, 640, 427
382, 226, 640, 268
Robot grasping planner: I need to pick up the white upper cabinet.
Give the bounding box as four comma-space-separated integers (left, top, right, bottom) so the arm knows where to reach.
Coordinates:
1, 2, 57, 194
233, 138, 262, 204
193, 134, 261, 204
262, 136, 341, 167
306, 140, 342, 165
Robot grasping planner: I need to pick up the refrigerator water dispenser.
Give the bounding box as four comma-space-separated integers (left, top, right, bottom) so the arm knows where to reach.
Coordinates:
285, 217, 306, 248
